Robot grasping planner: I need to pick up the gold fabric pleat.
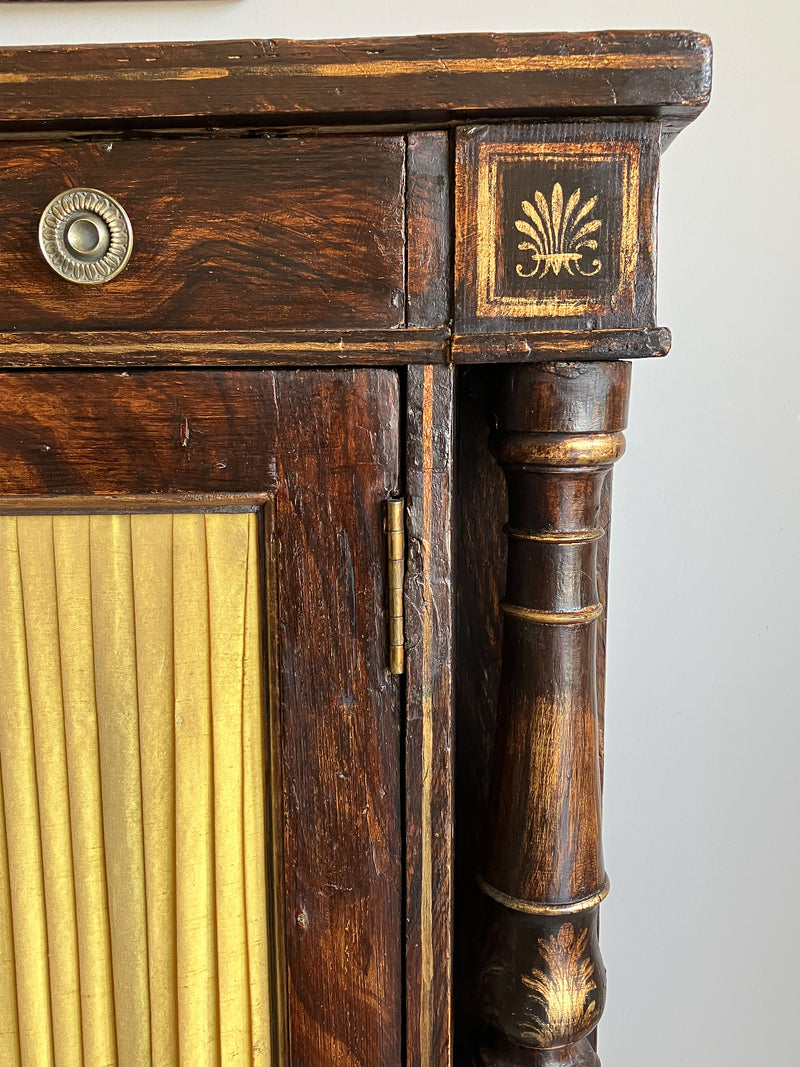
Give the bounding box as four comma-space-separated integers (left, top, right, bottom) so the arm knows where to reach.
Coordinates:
0, 512, 273, 1066
206, 514, 250, 1064
0, 759, 21, 1066
90, 516, 152, 1067
174, 514, 219, 1065
18, 518, 84, 1067
54, 516, 117, 1067
0, 518, 55, 1066
131, 515, 177, 1067
242, 524, 271, 1066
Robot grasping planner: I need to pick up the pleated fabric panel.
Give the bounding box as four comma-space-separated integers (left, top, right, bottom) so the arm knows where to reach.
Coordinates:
0, 512, 273, 1066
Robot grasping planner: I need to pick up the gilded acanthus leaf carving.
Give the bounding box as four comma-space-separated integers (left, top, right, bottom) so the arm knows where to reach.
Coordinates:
520, 922, 597, 1045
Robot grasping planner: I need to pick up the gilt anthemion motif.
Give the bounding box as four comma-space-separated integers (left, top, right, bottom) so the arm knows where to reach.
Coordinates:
520, 923, 598, 1046
469, 135, 645, 320
515, 183, 602, 280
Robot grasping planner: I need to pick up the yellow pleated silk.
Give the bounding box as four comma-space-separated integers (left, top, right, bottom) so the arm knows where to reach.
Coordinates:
0, 512, 273, 1067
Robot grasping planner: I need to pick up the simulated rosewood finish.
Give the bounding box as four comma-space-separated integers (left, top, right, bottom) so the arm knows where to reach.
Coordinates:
406, 132, 452, 330
453, 366, 508, 1064
0, 136, 406, 332
405, 365, 456, 1067
0, 369, 404, 1066
0, 328, 449, 369
272, 371, 403, 1067
404, 129, 456, 1066
0, 29, 713, 1067
452, 327, 670, 363
477, 362, 631, 1067
0, 33, 711, 133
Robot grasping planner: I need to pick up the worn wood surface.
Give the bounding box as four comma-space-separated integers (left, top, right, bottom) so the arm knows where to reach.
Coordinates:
452, 327, 670, 363
0, 328, 449, 368
456, 122, 660, 335
0, 33, 711, 134
0, 368, 404, 1067
0, 136, 406, 333
453, 366, 508, 1065
595, 472, 613, 788
403, 137, 455, 1063
406, 132, 451, 330
404, 364, 455, 1067
476, 362, 631, 1067
274, 370, 403, 1067
0, 326, 669, 370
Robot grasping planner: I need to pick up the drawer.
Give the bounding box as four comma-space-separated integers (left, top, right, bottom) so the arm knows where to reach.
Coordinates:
0, 135, 407, 332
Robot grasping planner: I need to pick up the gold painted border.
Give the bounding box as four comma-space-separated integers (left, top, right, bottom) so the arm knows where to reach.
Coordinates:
478, 875, 610, 916
0, 493, 272, 514
0, 51, 702, 87
476, 140, 641, 319
420, 364, 435, 1064
0, 336, 445, 358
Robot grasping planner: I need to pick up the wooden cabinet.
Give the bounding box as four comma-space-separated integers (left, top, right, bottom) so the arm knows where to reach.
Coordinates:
0, 31, 711, 1067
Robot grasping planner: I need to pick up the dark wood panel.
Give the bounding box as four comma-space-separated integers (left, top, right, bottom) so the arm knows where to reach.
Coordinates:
0, 369, 280, 496
453, 366, 508, 1065
0, 33, 711, 134
455, 122, 661, 334
406, 132, 451, 329
0, 328, 449, 369
0, 368, 404, 1067
0, 136, 406, 332
404, 364, 455, 1067
273, 370, 403, 1067
452, 327, 670, 362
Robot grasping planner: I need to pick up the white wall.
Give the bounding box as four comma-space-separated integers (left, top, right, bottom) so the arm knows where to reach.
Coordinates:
4, 2, 799, 1064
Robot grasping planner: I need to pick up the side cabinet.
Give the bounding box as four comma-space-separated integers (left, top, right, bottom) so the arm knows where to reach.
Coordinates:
0, 31, 711, 1067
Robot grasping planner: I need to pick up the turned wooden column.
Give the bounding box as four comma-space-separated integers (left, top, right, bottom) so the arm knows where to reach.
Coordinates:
477, 361, 630, 1067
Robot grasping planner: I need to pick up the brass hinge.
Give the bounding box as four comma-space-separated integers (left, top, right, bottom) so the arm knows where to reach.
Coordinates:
386, 497, 405, 675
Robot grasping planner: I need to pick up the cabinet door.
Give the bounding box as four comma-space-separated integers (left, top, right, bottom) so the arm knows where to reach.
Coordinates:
0, 368, 402, 1067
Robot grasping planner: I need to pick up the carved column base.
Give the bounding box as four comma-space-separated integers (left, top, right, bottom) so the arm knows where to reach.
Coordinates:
477, 891, 606, 1064
479, 1035, 600, 1067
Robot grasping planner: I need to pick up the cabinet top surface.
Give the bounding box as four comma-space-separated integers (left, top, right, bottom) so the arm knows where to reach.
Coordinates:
0, 31, 711, 134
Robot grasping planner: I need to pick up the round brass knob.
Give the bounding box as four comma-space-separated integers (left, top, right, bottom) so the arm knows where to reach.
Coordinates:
38, 188, 133, 284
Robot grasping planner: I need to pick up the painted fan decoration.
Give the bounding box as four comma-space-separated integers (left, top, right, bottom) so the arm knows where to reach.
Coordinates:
520, 924, 599, 1047
515, 183, 602, 279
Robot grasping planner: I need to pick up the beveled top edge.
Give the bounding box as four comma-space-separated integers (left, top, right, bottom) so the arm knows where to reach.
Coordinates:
0, 31, 712, 134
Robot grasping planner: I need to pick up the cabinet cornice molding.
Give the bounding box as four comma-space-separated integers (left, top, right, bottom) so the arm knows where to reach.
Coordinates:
0, 31, 711, 134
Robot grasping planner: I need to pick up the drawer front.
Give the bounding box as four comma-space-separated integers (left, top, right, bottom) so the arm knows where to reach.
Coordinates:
0, 136, 406, 332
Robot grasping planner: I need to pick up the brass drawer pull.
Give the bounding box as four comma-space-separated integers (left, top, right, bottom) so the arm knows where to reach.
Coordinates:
39, 188, 133, 284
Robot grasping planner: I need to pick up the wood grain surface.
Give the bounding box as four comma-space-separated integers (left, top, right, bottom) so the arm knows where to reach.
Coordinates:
452, 327, 670, 363
453, 366, 508, 1065
274, 370, 403, 1067
0, 368, 404, 1067
0, 33, 712, 134
404, 364, 455, 1067
406, 132, 451, 330
0, 328, 449, 369
0, 136, 406, 333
